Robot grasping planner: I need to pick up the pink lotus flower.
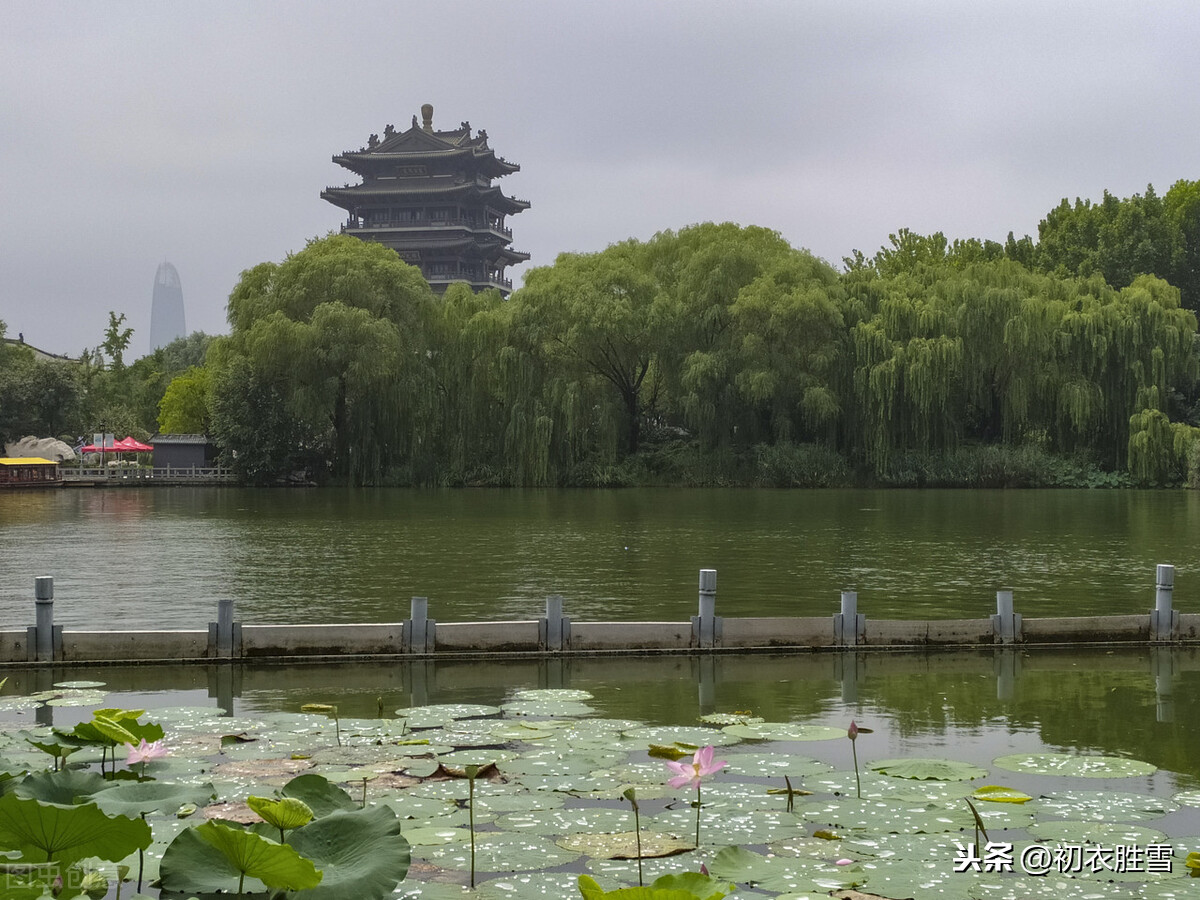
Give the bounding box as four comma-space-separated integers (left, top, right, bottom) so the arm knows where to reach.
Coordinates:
848, 719, 859, 740
127, 739, 168, 765
665, 745, 727, 789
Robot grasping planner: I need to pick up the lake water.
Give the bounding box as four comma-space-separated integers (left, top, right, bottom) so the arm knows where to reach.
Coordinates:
1, 487, 1197, 630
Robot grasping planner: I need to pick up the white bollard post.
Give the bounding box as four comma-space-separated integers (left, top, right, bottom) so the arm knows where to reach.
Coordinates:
992, 589, 1021, 644
34, 576, 54, 662
407, 596, 433, 653
542, 594, 570, 651
693, 569, 718, 648
835, 590, 863, 646
1152, 564, 1176, 640
216, 597, 235, 658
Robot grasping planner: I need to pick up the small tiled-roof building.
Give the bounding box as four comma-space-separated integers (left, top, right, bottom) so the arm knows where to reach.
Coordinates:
151, 434, 217, 469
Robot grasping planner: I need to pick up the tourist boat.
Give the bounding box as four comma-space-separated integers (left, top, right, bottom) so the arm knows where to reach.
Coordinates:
0, 457, 63, 488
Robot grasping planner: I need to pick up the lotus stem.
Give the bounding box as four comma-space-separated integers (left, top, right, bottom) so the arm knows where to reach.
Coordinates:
624, 788, 642, 886
468, 773, 476, 888
852, 741, 861, 799
695, 783, 702, 848
138, 813, 146, 892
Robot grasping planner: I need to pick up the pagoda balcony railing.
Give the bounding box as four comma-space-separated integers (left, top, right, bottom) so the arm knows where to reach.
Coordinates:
427, 273, 513, 291
342, 217, 512, 238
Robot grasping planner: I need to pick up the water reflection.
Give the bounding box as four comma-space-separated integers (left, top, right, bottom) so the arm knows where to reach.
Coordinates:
4, 646, 1199, 786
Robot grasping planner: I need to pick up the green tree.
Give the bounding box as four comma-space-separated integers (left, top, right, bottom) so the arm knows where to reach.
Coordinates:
426, 283, 514, 483
842, 236, 1198, 474
0, 321, 86, 445
513, 242, 665, 457
1165, 179, 1200, 312
211, 234, 435, 483
158, 367, 211, 433
101, 311, 134, 370
645, 223, 829, 449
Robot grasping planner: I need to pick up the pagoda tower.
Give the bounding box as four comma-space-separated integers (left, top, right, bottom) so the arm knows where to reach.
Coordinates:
321, 103, 529, 295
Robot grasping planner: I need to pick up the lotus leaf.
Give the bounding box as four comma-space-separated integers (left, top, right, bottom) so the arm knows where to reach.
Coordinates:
44, 690, 110, 708
497, 807, 639, 836
286, 804, 411, 900
160, 819, 321, 892
578, 872, 737, 900
808, 770, 975, 802
488, 723, 560, 742
88, 780, 217, 818
247, 794, 314, 832
1036, 790, 1177, 822
0, 697, 42, 712
395, 883, 479, 900
394, 704, 502, 728
12, 769, 114, 805
844, 856, 964, 898
869, 757, 987, 781
401, 823, 469, 846
558, 830, 693, 860
418, 831, 582, 872
502, 700, 597, 718
993, 752, 1156, 778
698, 713, 765, 726
0, 793, 152, 866
621, 727, 739, 749
652, 806, 808, 845
510, 689, 594, 702
1027, 819, 1168, 845
281, 773, 358, 817
971, 785, 1032, 803
438, 748, 517, 769
706, 845, 844, 893
721, 752, 832, 778
967, 874, 1140, 898
721, 722, 844, 742
476, 871, 598, 899
586, 854, 699, 884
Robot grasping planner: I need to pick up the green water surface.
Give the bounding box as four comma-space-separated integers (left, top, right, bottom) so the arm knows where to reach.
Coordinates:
1, 487, 1197, 629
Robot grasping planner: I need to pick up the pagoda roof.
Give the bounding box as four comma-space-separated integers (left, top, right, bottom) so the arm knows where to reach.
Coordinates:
334, 115, 520, 178
370, 235, 529, 264
322, 180, 530, 215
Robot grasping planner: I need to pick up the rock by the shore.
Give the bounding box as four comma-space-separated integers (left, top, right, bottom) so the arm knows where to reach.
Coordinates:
4, 436, 76, 461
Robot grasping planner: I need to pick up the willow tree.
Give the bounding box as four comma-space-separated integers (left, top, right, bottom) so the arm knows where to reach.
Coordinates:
211, 234, 435, 483
844, 234, 1198, 473
643, 223, 845, 449
512, 242, 667, 461
426, 283, 515, 483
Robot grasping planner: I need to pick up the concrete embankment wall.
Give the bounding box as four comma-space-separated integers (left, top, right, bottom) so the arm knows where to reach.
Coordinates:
3, 613, 1200, 667
7, 566, 1193, 666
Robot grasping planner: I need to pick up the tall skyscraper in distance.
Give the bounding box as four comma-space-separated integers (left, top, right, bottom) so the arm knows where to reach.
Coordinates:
149, 262, 186, 352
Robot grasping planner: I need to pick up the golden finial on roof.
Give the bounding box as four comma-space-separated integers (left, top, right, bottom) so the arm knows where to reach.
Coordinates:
421, 103, 434, 133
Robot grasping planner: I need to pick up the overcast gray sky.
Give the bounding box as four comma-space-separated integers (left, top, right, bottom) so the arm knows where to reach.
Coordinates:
3, 1, 1198, 357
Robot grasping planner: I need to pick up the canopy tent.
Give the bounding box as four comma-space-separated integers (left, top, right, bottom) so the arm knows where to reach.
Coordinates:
114, 436, 153, 452
79, 436, 154, 454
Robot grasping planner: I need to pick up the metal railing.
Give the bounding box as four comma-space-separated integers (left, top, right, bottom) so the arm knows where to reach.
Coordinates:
64, 467, 236, 481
